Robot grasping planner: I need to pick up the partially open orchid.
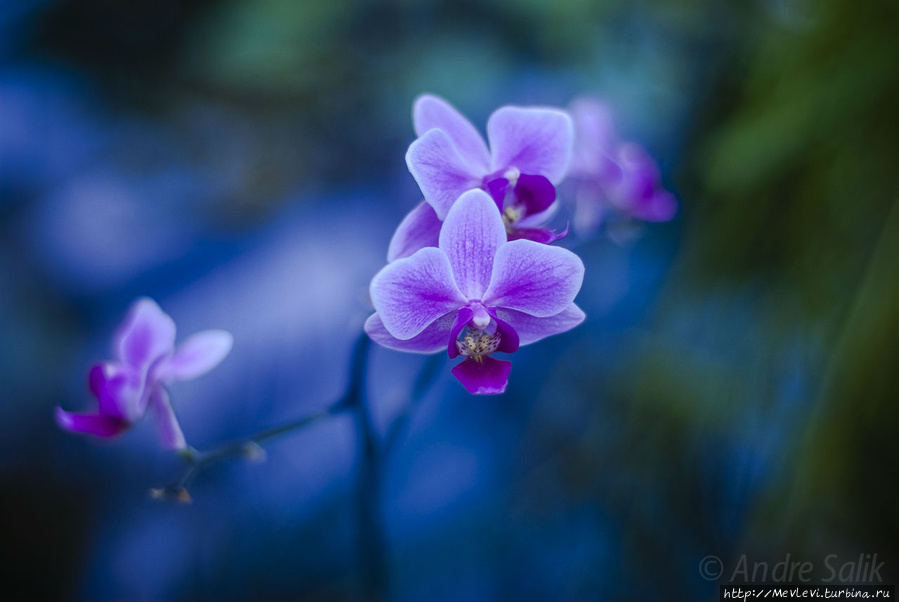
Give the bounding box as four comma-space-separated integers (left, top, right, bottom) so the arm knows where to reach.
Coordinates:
568, 97, 677, 236
366, 189, 585, 394
56, 298, 233, 449
393, 95, 574, 261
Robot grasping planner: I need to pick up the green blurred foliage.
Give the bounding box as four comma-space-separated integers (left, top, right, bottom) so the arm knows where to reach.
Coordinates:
183, 0, 353, 96
623, 0, 899, 565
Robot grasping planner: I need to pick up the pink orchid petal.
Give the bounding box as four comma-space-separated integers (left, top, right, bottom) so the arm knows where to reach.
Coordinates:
494, 303, 586, 346
413, 94, 490, 173
438, 189, 507, 300
487, 106, 574, 184
158, 330, 233, 382
387, 201, 443, 262
113, 297, 176, 371
370, 247, 466, 340
483, 240, 584, 318
364, 312, 456, 354
631, 190, 678, 222
406, 129, 482, 220
573, 187, 606, 237
568, 98, 618, 177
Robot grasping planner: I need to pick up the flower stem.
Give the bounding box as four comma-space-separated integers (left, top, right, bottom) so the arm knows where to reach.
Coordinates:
161, 333, 372, 495
384, 352, 444, 451
156, 332, 447, 601
174, 403, 348, 490
157, 332, 391, 597
356, 348, 444, 598
354, 354, 388, 601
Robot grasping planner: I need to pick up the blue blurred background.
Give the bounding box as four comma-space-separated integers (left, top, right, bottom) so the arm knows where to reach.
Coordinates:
2, 0, 897, 600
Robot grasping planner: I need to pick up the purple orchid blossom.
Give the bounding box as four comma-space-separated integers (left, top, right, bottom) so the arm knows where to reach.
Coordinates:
567, 97, 677, 236
56, 298, 233, 449
393, 95, 574, 261
387, 199, 444, 262
366, 189, 585, 395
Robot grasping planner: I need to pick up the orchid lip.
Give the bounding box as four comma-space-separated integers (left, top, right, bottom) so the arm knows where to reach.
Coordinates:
455, 329, 502, 362
450, 304, 521, 364
453, 305, 501, 363
451, 356, 511, 395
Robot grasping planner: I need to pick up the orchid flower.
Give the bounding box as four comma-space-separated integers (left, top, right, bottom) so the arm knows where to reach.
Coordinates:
366, 189, 585, 394
56, 298, 233, 449
567, 97, 677, 236
392, 95, 574, 261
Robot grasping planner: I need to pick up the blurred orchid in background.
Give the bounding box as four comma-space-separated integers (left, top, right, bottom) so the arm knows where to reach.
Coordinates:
392, 94, 574, 261
366, 190, 585, 394
567, 97, 677, 236
56, 298, 233, 449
